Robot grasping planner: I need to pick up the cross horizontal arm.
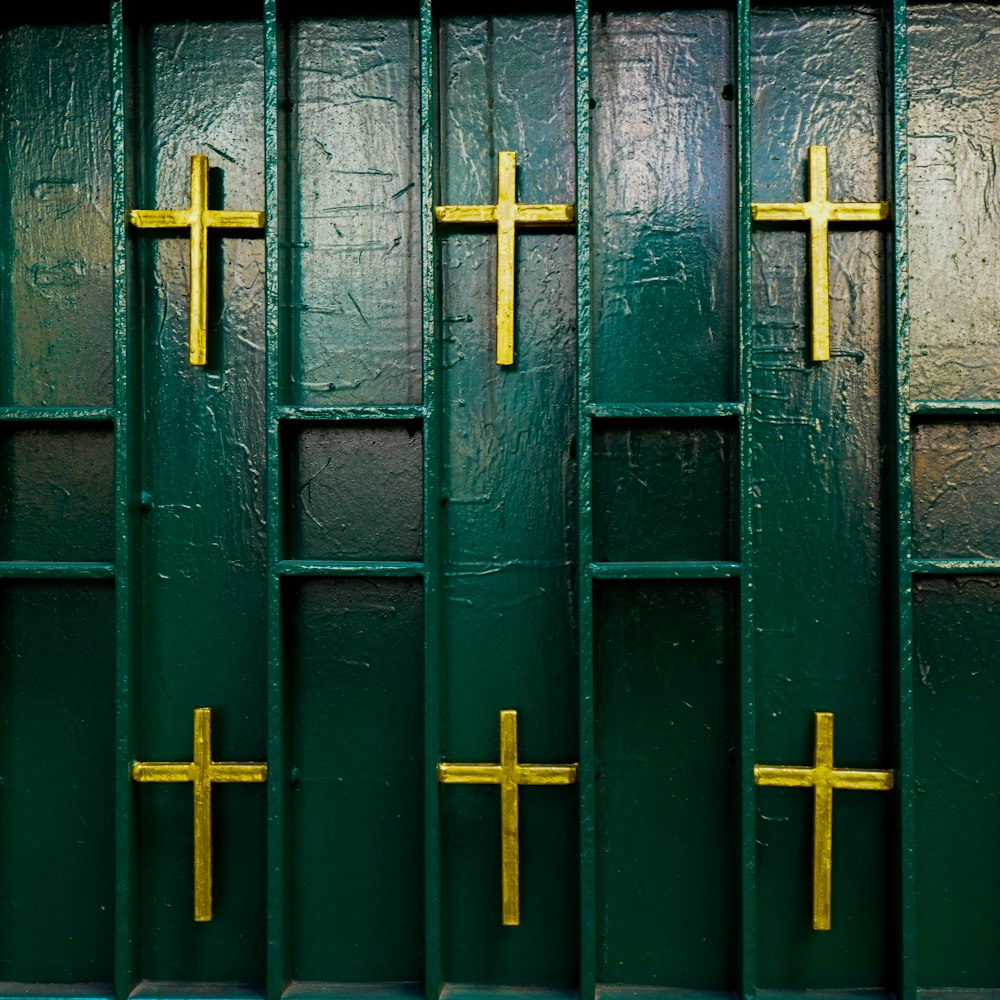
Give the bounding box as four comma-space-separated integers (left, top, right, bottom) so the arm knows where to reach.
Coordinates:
514, 204, 576, 225
516, 764, 578, 785
754, 764, 816, 788
132, 761, 195, 782
435, 205, 497, 225
207, 763, 268, 783
827, 202, 891, 223
829, 767, 894, 791
129, 209, 195, 229
438, 763, 503, 784
205, 209, 265, 230
751, 202, 810, 222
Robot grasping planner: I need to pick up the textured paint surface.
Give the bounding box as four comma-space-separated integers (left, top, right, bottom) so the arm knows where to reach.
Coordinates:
0, 425, 114, 561
281, 17, 421, 407
594, 581, 737, 989
914, 576, 1000, 988
286, 578, 424, 983
0, 581, 115, 984
437, 13, 579, 986
751, 6, 890, 988
590, 9, 735, 404
131, 18, 268, 983
592, 419, 735, 563
912, 420, 1000, 560
288, 422, 423, 561
909, 4, 1000, 401
0, 24, 113, 407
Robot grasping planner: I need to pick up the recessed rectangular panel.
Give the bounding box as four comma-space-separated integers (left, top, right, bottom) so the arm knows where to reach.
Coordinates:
595, 581, 737, 990
592, 419, 736, 563
0, 22, 113, 407
0, 425, 114, 562
912, 419, 1000, 560
0, 581, 114, 984
909, 3, 1000, 401
281, 13, 421, 406
286, 578, 424, 984
914, 576, 1000, 989
286, 421, 423, 561
591, 8, 735, 404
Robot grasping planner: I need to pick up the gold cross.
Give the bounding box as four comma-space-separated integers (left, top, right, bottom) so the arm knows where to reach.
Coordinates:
754, 711, 893, 930
751, 145, 889, 362
438, 709, 577, 926
129, 154, 264, 366
132, 707, 267, 922
435, 151, 575, 366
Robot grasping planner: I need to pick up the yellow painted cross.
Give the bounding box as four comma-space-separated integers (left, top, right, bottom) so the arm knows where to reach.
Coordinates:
438, 709, 577, 926
754, 711, 893, 930
132, 707, 267, 922
435, 151, 575, 366
751, 145, 889, 362
130, 154, 264, 366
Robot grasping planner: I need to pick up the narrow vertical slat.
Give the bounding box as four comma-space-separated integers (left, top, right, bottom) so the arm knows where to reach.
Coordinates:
263, 2, 285, 998
889, 1, 915, 997
574, 2, 596, 998
736, 0, 757, 997
111, 0, 138, 995
420, 2, 443, 997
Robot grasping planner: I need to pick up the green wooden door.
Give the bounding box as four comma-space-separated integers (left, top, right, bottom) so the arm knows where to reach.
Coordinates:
2, 3, 1000, 1000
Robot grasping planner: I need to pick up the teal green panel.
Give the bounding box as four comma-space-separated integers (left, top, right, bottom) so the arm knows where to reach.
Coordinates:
0, 425, 114, 562
913, 576, 1000, 989
0, 581, 114, 984
280, 13, 421, 407
908, 3, 1000, 401
595, 581, 737, 990
590, 8, 735, 405
132, 17, 267, 984
285, 422, 423, 561
592, 419, 736, 563
286, 578, 424, 984
0, 23, 113, 408
438, 13, 578, 986
912, 420, 1000, 560
751, 5, 890, 989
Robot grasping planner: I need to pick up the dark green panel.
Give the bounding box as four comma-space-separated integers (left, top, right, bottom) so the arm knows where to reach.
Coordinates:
286, 578, 424, 984
438, 13, 578, 986
913, 576, 1000, 989
912, 420, 1000, 560
285, 422, 423, 561
132, 17, 267, 984
0, 581, 114, 984
590, 8, 735, 404
908, 3, 1000, 401
0, 425, 114, 562
751, 6, 890, 988
0, 23, 113, 407
594, 581, 737, 990
280, 13, 421, 407
592, 419, 736, 563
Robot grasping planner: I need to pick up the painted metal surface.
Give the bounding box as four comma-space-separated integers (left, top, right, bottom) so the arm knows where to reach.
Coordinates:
0, 4, 998, 1000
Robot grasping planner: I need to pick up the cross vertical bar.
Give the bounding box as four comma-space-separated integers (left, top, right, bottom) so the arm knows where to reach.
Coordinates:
192, 707, 213, 922
812, 712, 835, 931
574, 1, 596, 996
421, 0, 444, 996
495, 151, 516, 365
111, 0, 139, 994
499, 710, 520, 926
736, 0, 756, 992
888, 0, 915, 995
262, 0, 284, 994
808, 145, 832, 361
188, 154, 209, 364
